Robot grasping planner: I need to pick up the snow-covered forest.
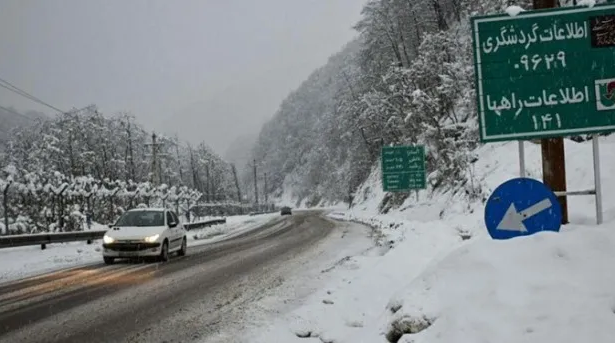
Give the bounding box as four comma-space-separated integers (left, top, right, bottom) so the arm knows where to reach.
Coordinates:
0, 105, 242, 234
248, 0, 543, 207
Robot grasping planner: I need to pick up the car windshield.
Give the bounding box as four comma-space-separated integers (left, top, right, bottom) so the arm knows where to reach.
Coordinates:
114, 211, 165, 227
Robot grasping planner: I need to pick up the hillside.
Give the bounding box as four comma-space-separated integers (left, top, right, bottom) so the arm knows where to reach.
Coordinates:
248, 0, 535, 208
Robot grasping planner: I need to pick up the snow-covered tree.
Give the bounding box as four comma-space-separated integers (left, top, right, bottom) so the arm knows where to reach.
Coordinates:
0, 105, 243, 233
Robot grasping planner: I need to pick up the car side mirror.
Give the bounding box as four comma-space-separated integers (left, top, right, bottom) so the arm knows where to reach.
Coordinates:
169, 222, 178, 228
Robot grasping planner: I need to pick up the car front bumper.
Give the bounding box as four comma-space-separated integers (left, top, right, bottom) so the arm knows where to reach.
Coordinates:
102, 242, 162, 258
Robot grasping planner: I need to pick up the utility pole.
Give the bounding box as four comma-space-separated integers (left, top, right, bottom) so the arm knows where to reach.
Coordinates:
264, 172, 268, 204
122, 115, 136, 182
146, 132, 166, 185
205, 162, 210, 203
153, 133, 158, 184
231, 164, 242, 202
533, 0, 568, 225
253, 159, 259, 206
151, 133, 159, 184
188, 145, 201, 192
174, 135, 184, 183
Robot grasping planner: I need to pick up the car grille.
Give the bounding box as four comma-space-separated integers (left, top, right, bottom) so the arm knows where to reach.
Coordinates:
103, 242, 160, 251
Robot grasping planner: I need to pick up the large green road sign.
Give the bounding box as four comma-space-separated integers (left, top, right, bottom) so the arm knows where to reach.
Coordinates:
472, 4, 615, 142
381, 146, 426, 192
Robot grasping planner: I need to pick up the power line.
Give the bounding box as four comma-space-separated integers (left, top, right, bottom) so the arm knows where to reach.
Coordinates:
0, 79, 65, 113
0, 80, 42, 105
0, 76, 66, 114
0, 104, 33, 121
0, 82, 57, 112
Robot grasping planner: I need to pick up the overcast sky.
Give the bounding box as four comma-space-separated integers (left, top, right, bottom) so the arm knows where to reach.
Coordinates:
0, 0, 365, 155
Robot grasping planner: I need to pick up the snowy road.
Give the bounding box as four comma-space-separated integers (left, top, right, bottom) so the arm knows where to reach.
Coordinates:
0, 211, 339, 343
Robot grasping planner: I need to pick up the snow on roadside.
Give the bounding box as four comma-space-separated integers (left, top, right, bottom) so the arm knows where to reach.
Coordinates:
215, 219, 379, 343
188, 213, 279, 246
0, 241, 103, 283
377, 224, 615, 343
0, 214, 279, 283
249, 136, 615, 342
248, 213, 468, 343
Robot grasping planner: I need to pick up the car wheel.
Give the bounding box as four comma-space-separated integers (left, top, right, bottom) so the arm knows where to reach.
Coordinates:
103, 257, 115, 265
178, 237, 187, 256
159, 240, 169, 262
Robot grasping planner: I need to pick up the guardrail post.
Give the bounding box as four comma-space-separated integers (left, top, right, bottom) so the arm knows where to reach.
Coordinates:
41, 243, 46, 250
87, 239, 92, 245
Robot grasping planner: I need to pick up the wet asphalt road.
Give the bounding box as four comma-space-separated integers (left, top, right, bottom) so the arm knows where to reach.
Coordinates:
0, 212, 335, 343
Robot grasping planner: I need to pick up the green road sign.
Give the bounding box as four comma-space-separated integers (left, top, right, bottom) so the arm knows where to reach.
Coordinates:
381, 146, 426, 192
471, 4, 615, 142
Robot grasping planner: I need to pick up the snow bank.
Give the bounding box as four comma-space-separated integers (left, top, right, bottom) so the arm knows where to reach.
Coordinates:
380, 224, 615, 343
0, 242, 102, 283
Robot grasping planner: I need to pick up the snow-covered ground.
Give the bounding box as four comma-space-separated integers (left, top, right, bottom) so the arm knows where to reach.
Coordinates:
0, 213, 279, 283
246, 136, 615, 343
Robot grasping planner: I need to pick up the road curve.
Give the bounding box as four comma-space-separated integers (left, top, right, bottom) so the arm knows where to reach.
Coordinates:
0, 211, 335, 343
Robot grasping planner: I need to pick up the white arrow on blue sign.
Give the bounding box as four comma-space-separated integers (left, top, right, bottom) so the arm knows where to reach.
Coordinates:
484, 177, 562, 240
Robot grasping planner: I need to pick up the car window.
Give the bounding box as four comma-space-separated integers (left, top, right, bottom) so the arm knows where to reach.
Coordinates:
166, 211, 174, 225
115, 211, 165, 227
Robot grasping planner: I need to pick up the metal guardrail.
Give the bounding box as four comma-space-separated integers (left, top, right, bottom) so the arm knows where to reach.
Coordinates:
249, 210, 278, 216
0, 218, 227, 250
183, 218, 226, 231
0, 231, 107, 250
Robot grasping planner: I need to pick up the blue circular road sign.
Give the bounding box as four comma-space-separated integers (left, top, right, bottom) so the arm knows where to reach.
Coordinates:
484, 177, 562, 240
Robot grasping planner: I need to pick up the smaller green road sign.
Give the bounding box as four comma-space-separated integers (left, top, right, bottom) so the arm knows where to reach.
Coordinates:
471, 4, 615, 142
381, 145, 426, 192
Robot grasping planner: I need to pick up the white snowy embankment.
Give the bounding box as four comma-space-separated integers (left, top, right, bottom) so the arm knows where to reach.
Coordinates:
0, 214, 278, 283
250, 136, 615, 343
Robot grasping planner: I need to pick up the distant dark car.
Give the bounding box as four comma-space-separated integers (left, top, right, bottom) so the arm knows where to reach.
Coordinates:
280, 207, 292, 215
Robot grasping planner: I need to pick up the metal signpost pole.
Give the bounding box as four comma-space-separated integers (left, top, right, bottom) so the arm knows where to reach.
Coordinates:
518, 141, 526, 178
592, 136, 603, 224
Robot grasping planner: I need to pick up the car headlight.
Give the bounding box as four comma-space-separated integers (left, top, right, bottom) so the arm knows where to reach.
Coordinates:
144, 234, 160, 243
103, 235, 115, 244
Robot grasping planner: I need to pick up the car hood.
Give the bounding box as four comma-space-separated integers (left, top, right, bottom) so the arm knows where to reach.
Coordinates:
105, 226, 166, 240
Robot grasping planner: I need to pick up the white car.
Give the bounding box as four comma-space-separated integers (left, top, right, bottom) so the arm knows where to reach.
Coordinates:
102, 208, 187, 264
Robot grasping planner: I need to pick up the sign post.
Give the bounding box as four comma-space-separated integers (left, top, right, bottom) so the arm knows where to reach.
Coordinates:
592, 136, 603, 224
472, 4, 615, 225
381, 146, 426, 193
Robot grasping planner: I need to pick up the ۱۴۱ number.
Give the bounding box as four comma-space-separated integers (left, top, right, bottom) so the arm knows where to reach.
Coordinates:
531, 113, 562, 131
